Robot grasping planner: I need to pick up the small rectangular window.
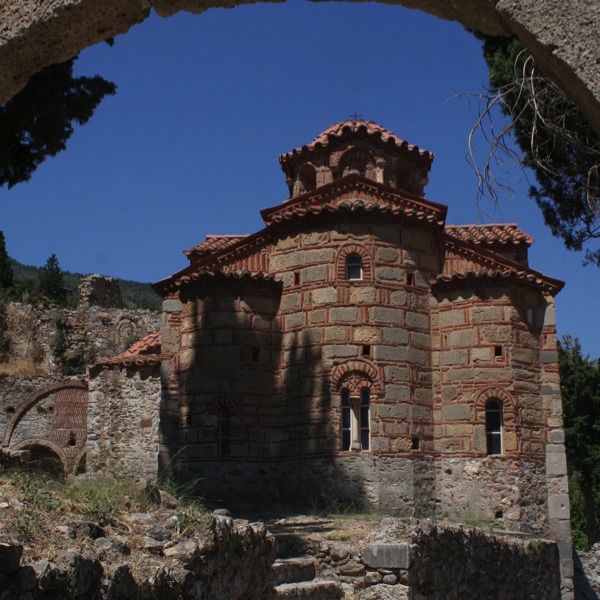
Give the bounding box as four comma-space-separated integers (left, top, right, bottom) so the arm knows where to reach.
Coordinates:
252, 347, 260, 362
341, 390, 351, 451
294, 271, 301, 285
362, 344, 370, 357
406, 272, 414, 286
494, 345, 503, 358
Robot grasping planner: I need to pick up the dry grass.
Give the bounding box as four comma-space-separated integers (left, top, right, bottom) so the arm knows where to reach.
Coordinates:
0, 358, 48, 376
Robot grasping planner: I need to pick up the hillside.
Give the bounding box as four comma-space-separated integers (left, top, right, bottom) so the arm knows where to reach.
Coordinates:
9, 259, 161, 311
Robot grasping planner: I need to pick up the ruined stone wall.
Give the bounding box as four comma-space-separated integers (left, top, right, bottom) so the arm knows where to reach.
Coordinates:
407, 523, 561, 599
87, 363, 161, 479
0, 302, 160, 375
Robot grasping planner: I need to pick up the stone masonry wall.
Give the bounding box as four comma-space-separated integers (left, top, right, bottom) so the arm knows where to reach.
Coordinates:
87, 363, 161, 480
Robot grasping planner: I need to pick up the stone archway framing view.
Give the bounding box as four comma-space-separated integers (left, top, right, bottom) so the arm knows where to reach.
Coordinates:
1, 1, 599, 132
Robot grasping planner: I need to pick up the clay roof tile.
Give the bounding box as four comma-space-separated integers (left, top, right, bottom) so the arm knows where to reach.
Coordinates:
280, 120, 433, 162
445, 224, 534, 246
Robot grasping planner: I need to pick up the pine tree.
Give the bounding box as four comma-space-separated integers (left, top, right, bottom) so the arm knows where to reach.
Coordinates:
38, 254, 67, 305
0, 231, 14, 290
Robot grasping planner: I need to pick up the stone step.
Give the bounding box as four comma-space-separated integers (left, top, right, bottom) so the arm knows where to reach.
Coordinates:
273, 580, 344, 600
273, 557, 317, 586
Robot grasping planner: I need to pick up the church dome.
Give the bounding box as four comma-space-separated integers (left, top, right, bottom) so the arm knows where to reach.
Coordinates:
279, 119, 434, 199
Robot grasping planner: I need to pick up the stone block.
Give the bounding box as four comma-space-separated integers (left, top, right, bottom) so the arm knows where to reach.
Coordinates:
375, 345, 408, 362
550, 429, 565, 444
471, 306, 504, 323
362, 543, 410, 569
548, 494, 570, 519
350, 286, 377, 304
323, 345, 358, 360
441, 404, 471, 421
438, 310, 465, 326
546, 450, 567, 476
284, 313, 304, 329
440, 349, 467, 366
471, 347, 493, 363
406, 311, 429, 330
302, 231, 328, 246
312, 288, 336, 305
163, 299, 183, 313
281, 293, 301, 311
389, 290, 407, 306
354, 327, 380, 343
331, 307, 358, 322
325, 327, 348, 342
386, 385, 410, 402
276, 234, 299, 250
302, 248, 335, 264
308, 309, 326, 324
385, 366, 410, 381
376, 266, 403, 281
376, 247, 399, 262
302, 265, 328, 283
407, 347, 428, 366
383, 327, 409, 345
372, 307, 404, 325
541, 350, 559, 364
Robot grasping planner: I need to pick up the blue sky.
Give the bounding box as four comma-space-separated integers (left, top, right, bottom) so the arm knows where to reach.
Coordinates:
2, 1, 599, 355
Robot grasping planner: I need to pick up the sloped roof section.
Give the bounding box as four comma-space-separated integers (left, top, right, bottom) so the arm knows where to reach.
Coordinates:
445, 224, 534, 247
280, 120, 433, 162
185, 235, 249, 260
95, 331, 162, 367
261, 174, 447, 227
435, 233, 564, 295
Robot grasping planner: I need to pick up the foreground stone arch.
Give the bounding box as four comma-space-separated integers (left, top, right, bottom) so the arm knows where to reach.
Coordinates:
0, 1, 598, 132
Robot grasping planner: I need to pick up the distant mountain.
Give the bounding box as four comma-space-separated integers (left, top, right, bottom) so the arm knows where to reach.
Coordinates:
9, 259, 161, 311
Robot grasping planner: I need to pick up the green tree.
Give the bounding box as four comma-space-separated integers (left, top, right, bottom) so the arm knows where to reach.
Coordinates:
0, 56, 116, 189
473, 35, 600, 265
38, 254, 67, 305
559, 335, 600, 547
0, 231, 14, 290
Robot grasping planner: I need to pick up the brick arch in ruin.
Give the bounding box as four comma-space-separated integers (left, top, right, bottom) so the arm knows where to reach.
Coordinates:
1, 2, 599, 133
2, 380, 89, 475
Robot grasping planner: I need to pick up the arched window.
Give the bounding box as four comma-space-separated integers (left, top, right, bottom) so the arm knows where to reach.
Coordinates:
350, 162, 366, 176
346, 253, 363, 281
219, 408, 231, 456
340, 387, 370, 452
485, 400, 503, 455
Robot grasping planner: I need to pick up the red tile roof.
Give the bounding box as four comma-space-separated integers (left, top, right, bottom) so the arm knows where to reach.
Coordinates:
95, 332, 162, 368
445, 224, 534, 246
261, 174, 447, 227
280, 120, 433, 162
185, 235, 249, 258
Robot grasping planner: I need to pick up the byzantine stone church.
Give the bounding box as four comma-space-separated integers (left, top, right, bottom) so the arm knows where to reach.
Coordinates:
88, 120, 570, 543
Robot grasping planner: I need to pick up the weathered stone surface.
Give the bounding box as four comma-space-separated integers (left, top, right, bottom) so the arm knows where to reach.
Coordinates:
362, 543, 410, 569
274, 580, 344, 599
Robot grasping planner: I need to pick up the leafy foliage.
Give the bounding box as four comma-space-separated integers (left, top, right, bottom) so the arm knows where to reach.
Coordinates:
559, 335, 600, 547
38, 254, 67, 305
0, 58, 116, 188
473, 35, 600, 265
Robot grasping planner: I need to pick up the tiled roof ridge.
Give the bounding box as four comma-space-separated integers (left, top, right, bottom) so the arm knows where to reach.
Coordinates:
280, 119, 433, 162
439, 232, 564, 294
185, 234, 250, 258
445, 223, 534, 246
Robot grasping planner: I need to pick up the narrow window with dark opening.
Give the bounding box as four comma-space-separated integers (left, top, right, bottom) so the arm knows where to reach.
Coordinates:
341, 389, 351, 451
294, 271, 301, 286
485, 399, 503, 455
360, 388, 370, 451
219, 408, 231, 456
406, 272, 414, 286
362, 344, 370, 357
494, 345, 503, 358
252, 347, 260, 362
412, 437, 420, 450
